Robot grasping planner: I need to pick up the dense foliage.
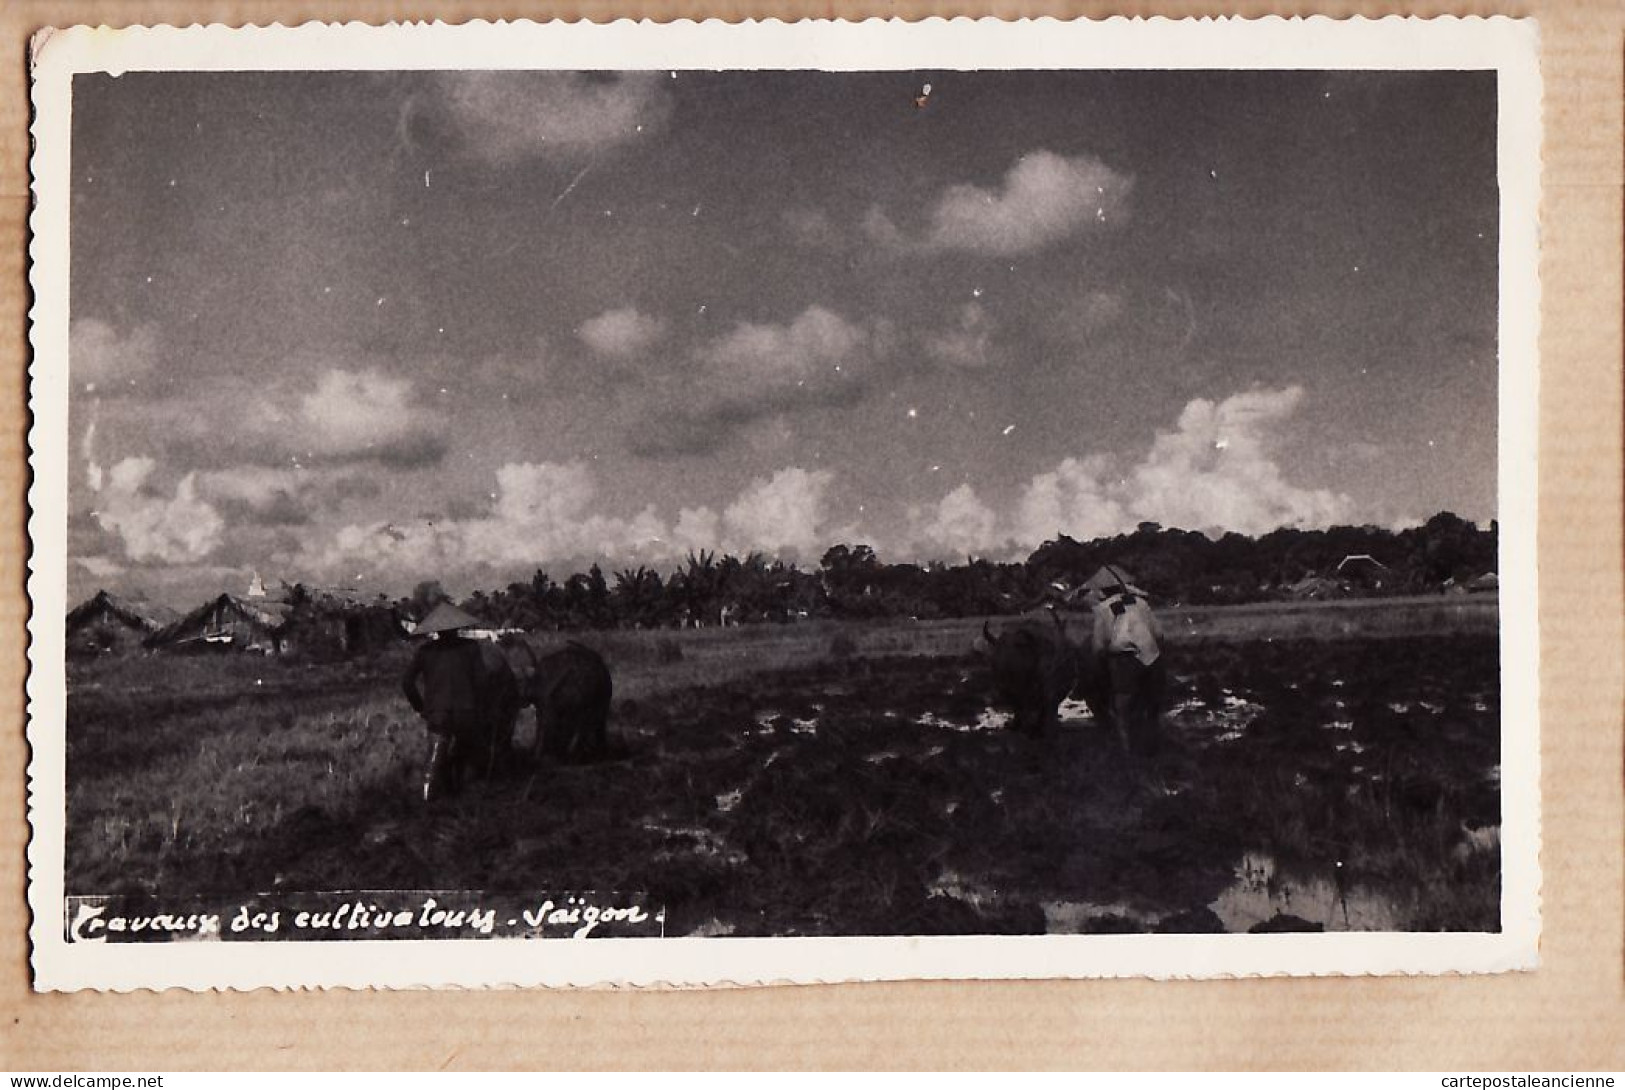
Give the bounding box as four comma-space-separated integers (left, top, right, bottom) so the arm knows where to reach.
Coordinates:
433, 512, 1497, 631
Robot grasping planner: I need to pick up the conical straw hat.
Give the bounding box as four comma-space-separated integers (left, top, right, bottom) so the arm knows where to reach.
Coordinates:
1083, 564, 1146, 601
415, 602, 484, 636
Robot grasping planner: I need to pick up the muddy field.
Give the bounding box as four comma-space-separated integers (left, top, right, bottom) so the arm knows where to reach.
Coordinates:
64, 610, 1502, 936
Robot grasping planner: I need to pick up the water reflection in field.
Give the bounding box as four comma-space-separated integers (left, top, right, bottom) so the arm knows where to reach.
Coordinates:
1208, 851, 1408, 932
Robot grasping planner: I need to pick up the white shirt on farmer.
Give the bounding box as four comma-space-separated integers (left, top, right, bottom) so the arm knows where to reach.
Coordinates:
1091, 591, 1163, 667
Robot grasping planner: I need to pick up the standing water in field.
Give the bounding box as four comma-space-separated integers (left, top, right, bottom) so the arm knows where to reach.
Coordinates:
1208, 851, 1409, 932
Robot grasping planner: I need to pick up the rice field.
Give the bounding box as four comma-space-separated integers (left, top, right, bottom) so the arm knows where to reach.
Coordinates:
62, 597, 1502, 934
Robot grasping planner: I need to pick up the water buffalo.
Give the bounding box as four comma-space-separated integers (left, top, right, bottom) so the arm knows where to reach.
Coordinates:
405, 613, 523, 800
471, 641, 523, 775
508, 639, 614, 762
981, 611, 1078, 738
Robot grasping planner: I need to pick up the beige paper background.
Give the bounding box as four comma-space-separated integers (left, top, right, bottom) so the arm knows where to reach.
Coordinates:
1, 0, 1618, 1070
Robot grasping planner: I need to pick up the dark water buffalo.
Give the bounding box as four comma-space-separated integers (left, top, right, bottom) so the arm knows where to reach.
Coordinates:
406, 632, 523, 799
981, 612, 1078, 738
471, 641, 523, 776
506, 639, 614, 762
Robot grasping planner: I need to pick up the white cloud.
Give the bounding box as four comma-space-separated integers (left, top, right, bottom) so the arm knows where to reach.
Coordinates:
323, 519, 469, 581
428, 72, 672, 164
671, 506, 722, 553
1124, 386, 1351, 534
1014, 454, 1131, 545
196, 466, 379, 526
1009, 387, 1354, 544
488, 462, 599, 540
632, 306, 885, 457
701, 306, 869, 398
300, 369, 446, 467
92, 456, 224, 564
198, 467, 311, 524
468, 461, 667, 567
309, 462, 850, 581
1389, 513, 1426, 533
926, 151, 1132, 256
579, 307, 667, 358
913, 484, 1006, 558
720, 467, 836, 559
311, 461, 667, 579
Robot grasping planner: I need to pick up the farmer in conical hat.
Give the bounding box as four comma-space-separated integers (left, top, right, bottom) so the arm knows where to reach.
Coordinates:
402, 601, 489, 801
1078, 565, 1166, 757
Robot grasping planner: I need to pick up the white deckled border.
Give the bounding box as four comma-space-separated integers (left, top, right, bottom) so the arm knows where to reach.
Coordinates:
26, 15, 1542, 992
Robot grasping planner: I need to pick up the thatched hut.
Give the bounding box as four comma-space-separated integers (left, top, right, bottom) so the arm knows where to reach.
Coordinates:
147, 594, 293, 655
65, 590, 177, 657
278, 586, 405, 659
1335, 554, 1391, 591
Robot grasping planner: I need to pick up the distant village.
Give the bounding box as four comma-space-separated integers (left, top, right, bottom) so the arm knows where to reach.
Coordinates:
66, 575, 412, 661
65, 513, 1499, 661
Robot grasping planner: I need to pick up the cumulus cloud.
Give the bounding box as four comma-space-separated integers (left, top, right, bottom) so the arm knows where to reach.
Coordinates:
151, 367, 447, 471
299, 368, 447, 467
850, 152, 1131, 258
632, 306, 885, 457
1013, 454, 1132, 545
721, 467, 837, 559
701, 306, 868, 395
487, 462, 601, 543
912, 484, 1006, 559
308, 462, 848, 582
310, 461, 667, 579
71, 319, 160, 394
465, 461, 666, 568
196, 467, 382, 526
1123, 386, 1351, 534
670, 505, 723, 554
656, 469, 837, 560
198, 467, 313, 526
321, 518, 469, 583
922, 302, 1000, 370
414, 72, 672, 164
1010, 387, 1353, 543
91, 456, 224, 564
579, 307, 667, 358
926, 151, 1132, 256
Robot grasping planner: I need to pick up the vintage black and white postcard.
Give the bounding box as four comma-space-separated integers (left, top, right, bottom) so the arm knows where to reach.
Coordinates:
27, 17, 1541, 990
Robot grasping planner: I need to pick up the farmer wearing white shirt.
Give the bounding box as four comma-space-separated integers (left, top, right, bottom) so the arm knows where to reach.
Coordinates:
1080, 565, 1166, 757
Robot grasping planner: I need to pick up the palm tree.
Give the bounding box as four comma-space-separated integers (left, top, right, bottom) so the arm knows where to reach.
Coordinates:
612, 566, 665, 629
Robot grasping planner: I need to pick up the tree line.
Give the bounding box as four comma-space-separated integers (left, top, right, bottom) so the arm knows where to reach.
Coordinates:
406, 512, 1496, 632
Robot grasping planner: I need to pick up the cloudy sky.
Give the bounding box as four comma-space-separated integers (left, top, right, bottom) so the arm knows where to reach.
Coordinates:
68, 68, 1499, 608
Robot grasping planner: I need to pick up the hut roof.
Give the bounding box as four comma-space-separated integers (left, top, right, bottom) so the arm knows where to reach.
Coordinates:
66, 590, 178, 633
148, 593, 293, 648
